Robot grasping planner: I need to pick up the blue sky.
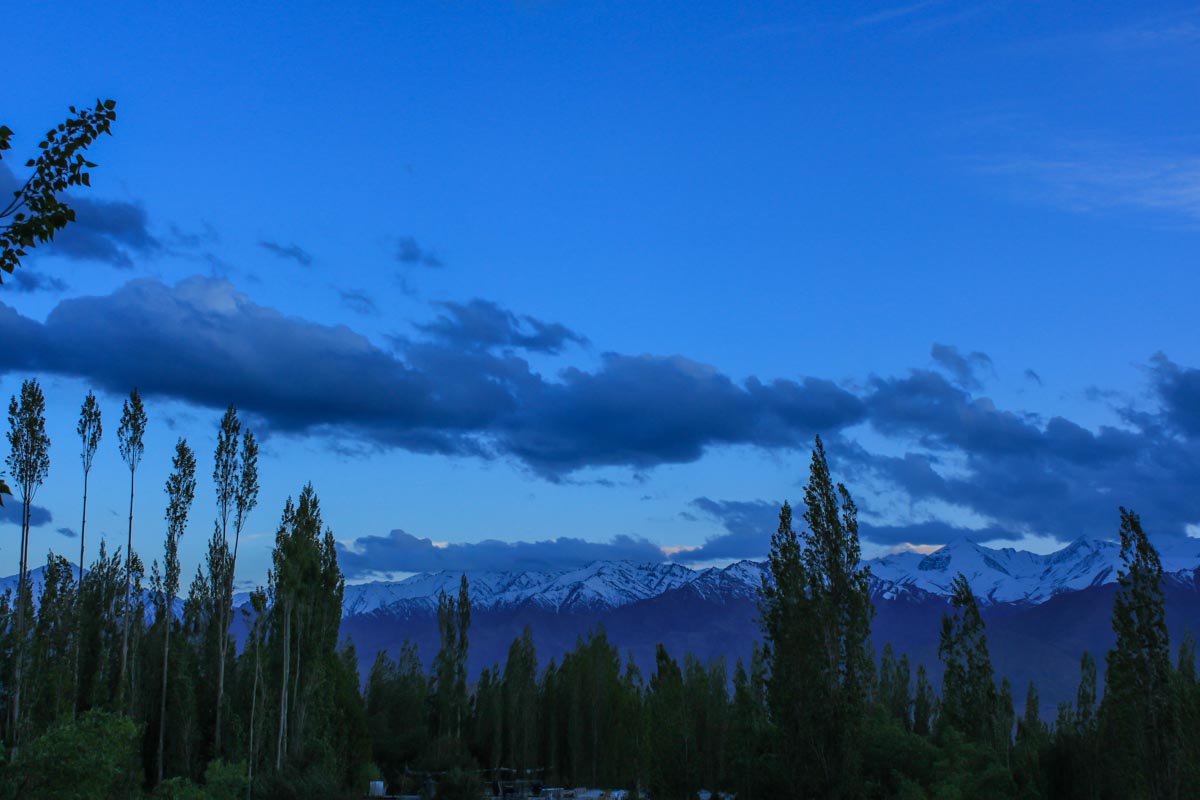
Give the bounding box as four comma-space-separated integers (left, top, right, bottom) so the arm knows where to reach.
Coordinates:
1, 1, 1198, 587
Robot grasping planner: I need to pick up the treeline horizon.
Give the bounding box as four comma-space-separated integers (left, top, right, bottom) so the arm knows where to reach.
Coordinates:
1, 381, 1198, 799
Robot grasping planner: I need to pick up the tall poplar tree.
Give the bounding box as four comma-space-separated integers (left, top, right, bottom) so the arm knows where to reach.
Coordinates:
503, 626, 539, 774
938, 574, 999, 747
209, 405, 238, 754
6, 378, 51, 746
156, 438, 196, 785
117, 388, 147, 704
431, 575, 472, 747
74, 391, 102, 711
210, 405, 258, 754
760, 435, 873, 798
1100, 507, 1175, 799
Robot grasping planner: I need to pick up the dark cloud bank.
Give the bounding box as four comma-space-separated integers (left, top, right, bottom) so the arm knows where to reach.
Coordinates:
1, 276, 1197, 577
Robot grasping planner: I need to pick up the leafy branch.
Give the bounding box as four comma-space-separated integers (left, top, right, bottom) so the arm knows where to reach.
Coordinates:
0, 99, 118, 279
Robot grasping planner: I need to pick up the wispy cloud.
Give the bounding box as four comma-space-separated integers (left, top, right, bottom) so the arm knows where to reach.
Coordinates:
7, 270, 68, 294
258, 240, 313, 267
339, 289, 379, 316
852, 0, 946, 28
980, 148, 1200, 224
395, 236, 443, 268
1082, 10, 1200, 52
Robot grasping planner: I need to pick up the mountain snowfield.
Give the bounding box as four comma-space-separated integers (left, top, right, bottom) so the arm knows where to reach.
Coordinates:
302, 535, 1200, 619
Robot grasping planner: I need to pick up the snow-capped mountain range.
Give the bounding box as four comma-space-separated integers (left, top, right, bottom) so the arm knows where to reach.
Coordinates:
8, 536, 1200, 618
316, 535, 1200, 619
333, 558, 769, 618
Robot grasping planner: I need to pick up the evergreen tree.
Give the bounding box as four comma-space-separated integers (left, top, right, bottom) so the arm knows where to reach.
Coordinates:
117, 387, 147, 707
6, 378, 50, 747
759, 436, 873, 798
1100, 507, 1175, 799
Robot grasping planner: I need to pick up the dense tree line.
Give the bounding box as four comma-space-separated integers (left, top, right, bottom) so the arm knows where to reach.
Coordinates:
1, 384, 1199, 799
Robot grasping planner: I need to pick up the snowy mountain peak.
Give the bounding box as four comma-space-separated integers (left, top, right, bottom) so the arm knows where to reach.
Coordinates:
344, 535, 1200, 617
12, 535, 1200, 620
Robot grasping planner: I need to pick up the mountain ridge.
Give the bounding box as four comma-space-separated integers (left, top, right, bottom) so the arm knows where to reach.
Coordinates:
304, 534, 1200, 619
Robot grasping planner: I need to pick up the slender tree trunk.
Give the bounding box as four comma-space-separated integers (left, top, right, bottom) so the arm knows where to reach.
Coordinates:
214, 520, 244, 755
119, 468, 136, 705
247, 637, 259, 800
11, 497, 31, 749
290, 625, 303, 759
275, 601, 291, 771
215, 602, 226, 755
157, 613, 171, 785
292, 627, 302, 719
73, 469, 89, 717
214, 523, 243, 753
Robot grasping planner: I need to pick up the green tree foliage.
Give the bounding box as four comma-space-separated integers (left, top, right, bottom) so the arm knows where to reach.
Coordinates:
759, 436, 874, 798
1013, 681, 1049, 799
6, 377, 50, 747
264, 484, 358, 784
879, 642, 914, 731
2, 710, 139, 799
913, 662, 935, 737
154, 439, 197, 785
645, 644, 695, 800
725, 645, 773, 800
938, 574, 1000, 747
74, 391, 102, 709
6, 383, 1200, 799
0, 100, 117, 279
117, 388, 148, 706
208, 406, 258, 756
1099, 507, 1176, 799
365, 643, 428, 789
502, 626, 539, 774
28, 554, 76, 730
431, 575, 471, 750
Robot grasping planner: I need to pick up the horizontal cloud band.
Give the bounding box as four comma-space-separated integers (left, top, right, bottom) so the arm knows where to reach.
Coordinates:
2, 276, 1198, 575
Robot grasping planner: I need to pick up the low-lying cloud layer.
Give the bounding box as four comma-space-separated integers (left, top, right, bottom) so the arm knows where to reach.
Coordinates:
337, 529, 665, 578
1, 276, 1197, 576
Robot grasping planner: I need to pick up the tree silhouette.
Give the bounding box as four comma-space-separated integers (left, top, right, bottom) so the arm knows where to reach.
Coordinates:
117, 388, 147, 706
0, 101, 117, 279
